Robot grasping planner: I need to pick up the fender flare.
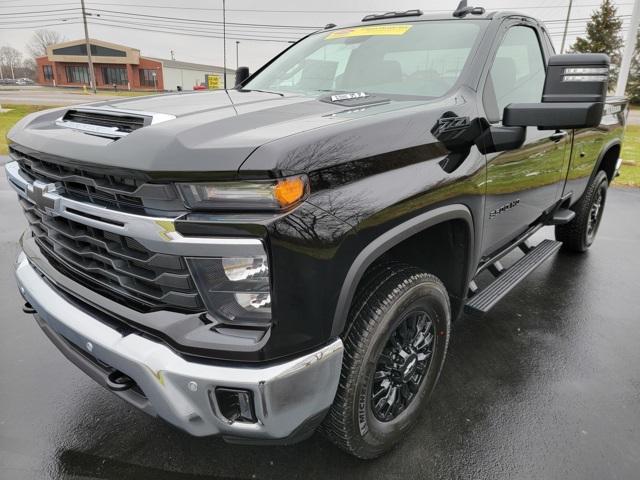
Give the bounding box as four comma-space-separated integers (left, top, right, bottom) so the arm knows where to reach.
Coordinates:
330, 204, 475, 337
591, 138, 621, 182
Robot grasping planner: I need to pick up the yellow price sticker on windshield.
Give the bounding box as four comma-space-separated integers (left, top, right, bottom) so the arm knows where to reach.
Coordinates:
325, 24, 412, 40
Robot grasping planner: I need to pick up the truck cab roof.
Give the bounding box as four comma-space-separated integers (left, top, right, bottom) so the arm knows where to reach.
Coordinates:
321, 7, 544, 32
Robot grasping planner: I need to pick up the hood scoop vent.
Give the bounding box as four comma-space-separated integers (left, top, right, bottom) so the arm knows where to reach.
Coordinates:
56, 107, 175, 139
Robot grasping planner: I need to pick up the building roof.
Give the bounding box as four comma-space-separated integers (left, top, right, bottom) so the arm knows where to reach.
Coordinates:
39, 38, 233, 72
43, 38, 140, 64
145, 57, 234, 74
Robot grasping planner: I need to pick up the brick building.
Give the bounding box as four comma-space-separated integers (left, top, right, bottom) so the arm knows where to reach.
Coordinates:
35, 39, 233, 91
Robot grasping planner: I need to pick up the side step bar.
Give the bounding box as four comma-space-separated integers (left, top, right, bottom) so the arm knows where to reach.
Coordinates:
465, 239, 562, 315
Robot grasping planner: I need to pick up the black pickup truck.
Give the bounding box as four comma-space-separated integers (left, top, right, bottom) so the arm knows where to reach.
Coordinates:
7, 3, 627, 459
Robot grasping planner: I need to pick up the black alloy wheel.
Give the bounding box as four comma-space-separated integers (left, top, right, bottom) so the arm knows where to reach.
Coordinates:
556, 170, 609, 252
586, 184, 606, 243
322, 263, 451, 459
371, 310, 435, 422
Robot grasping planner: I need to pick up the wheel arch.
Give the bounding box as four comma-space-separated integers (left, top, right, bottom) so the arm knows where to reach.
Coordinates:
330, 204, 475, 337
593, 139, 621, 184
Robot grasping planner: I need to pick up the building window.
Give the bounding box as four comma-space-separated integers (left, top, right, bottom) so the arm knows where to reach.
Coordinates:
65, 65, 90, 84
103, 66, 128, 85
52, 44, 126, 57
43, 65, 54, 81
139, 69, 157, 87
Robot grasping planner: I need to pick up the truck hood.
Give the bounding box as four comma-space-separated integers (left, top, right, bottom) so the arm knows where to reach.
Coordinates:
8, 89, 420, 177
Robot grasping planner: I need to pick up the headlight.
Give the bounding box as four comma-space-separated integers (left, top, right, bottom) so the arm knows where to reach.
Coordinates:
187, 255, 271, 326
177, 175, 309, 211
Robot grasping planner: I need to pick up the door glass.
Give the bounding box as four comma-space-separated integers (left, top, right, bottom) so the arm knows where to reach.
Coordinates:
486, 26, 546, 119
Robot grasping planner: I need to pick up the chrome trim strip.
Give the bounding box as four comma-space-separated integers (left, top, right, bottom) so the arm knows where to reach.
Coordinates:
55, 106, 175, 137
5, 161, 264, 257
16, 254, 343, 439
54, 119, 128, 138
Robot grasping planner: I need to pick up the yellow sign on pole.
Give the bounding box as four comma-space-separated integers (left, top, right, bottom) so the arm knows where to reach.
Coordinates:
207, 75, 221, 90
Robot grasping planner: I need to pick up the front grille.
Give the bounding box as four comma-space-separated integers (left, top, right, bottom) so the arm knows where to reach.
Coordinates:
62, 109, 148, 134
20, 197, 203, 312
10, 146, 179, 214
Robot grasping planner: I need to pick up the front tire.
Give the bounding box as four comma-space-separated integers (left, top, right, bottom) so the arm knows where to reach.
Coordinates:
322, 264, 451, 459
556, 170, 609, 253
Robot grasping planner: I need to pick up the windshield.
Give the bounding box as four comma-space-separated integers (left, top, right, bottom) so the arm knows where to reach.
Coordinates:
245, 21, 484, 98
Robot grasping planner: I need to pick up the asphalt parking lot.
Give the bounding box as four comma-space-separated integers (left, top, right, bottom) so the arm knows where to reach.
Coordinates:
0, 87, 121, 106
0, 164, 639, 479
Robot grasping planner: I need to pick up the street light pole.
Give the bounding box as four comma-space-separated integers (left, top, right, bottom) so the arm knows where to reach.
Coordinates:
80, 0, 97, 93
236, 41, 240, 69
222, 0, 227, 90
560, 0, 573, 54
616, 0, 640, 96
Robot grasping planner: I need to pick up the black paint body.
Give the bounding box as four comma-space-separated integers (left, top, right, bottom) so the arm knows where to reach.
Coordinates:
8, 11, 627, 364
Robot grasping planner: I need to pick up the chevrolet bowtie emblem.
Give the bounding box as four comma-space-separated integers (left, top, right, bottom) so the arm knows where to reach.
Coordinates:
26, 181, 60, 213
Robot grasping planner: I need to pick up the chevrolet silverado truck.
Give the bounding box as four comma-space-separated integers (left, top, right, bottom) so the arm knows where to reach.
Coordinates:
6, 3, 627, 459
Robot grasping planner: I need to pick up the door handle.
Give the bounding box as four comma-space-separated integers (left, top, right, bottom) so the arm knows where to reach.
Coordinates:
550, 130, 568, 142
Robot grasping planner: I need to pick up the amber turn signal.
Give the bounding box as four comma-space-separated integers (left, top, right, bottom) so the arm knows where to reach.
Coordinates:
274, 176, 307, 208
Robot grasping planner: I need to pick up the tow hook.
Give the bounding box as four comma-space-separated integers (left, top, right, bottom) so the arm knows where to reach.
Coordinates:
107, 370, 136, 391
22, 302, 36, 314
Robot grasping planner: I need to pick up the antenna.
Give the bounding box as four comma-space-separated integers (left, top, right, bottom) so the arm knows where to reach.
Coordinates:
453, 1, 485, 18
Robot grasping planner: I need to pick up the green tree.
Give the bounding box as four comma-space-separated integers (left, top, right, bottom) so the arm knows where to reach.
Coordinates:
627, 33, 640, 103
570, 0, 623, 87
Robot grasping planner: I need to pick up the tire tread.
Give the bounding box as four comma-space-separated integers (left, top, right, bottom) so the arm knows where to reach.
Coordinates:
321, 263, 449, 458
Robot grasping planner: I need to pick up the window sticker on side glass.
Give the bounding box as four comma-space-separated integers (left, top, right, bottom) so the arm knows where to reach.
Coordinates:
325, 24, 413, 40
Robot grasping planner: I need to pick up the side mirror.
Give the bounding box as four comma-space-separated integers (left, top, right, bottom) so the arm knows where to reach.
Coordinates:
475, 126, 526, 155
235, 66, 250, 87
430, 112, 525, 158
503, 54, 609, 130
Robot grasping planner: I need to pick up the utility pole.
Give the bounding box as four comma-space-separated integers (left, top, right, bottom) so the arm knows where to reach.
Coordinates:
560, 0, 573, 54
236, 41, 240, 69
222, 0, 227, 90
616, 0, 640, 96
80, 0, 97, 93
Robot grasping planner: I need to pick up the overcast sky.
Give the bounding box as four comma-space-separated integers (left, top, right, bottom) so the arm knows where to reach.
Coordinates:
1, 0, 636, 71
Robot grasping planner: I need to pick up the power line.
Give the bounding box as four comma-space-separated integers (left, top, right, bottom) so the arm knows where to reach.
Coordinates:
0, 17, 80, 24
7, 12, 81, 19
87, 17, 302, 40
87, 8, 321, 29
0, 1, 636, 11
86, 19, 298, 43
83, 11, 316, 34
78, 2, 640, 12
0, 21, 81, 29
0, 7, 79, 15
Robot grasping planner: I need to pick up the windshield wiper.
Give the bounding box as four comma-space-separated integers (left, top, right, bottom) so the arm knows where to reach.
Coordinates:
243, 89, 284, 97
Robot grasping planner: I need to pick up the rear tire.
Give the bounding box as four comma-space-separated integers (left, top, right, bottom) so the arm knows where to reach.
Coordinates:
556, 170, 609, 253
322, 264, 451, 459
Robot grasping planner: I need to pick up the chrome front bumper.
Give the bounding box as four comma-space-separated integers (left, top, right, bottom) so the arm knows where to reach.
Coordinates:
15, 253, 343, 440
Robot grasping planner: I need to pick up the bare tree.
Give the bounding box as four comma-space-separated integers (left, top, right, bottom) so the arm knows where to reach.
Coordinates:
27, 29, 65, 58
0, 46, 23, 79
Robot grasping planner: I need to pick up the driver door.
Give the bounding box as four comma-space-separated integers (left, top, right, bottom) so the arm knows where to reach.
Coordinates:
481, 23, 570, 256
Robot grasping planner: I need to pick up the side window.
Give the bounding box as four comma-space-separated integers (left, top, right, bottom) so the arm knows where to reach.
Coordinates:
483, 26, 546, 122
